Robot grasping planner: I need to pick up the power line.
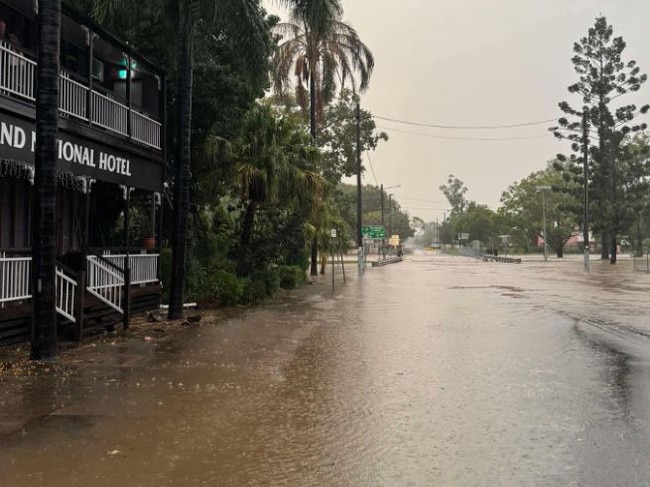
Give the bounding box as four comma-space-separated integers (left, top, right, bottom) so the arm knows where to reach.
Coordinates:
399, 196, 449, 204
366, 152, 378, 186
374, 114, 559, 130
378, 125, 553, 142
401, 206, 452, 210
402, 205, 499, 210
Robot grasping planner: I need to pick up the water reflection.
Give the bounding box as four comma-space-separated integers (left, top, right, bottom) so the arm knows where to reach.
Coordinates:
0, 253, 649, 486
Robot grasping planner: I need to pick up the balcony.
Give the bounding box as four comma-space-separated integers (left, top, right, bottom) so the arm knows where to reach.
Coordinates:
0, 41, 162, 150
0, 248, 162, 344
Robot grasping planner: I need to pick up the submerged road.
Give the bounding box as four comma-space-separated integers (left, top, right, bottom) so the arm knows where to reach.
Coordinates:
1, 252, 650, 486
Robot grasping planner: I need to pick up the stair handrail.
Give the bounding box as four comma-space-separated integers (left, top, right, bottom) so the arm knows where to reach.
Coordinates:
86, 251, 124, 313
86, 249, 125, 274
55, 262, 77, 323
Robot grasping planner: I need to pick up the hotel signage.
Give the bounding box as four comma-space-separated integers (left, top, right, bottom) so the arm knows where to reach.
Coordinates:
0, 112, 163, 192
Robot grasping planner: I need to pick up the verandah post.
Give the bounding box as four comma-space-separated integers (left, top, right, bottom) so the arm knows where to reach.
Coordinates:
122, 185, 131, 329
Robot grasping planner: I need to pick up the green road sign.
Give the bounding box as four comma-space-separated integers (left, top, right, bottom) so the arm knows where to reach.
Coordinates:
361, 225, 386, 239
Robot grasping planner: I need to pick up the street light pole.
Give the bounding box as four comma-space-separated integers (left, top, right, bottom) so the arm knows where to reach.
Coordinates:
536, 185, 552, 262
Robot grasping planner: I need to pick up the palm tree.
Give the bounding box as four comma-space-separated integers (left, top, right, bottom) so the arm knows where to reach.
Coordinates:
207, 104, 323, 276
94, 0, 270, 319
272, 0, 374, 275
167, 0, 269, 318
31, 0, 61, 359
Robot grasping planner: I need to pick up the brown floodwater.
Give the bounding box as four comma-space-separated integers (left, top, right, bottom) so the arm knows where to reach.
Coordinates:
1, 252, 650, 486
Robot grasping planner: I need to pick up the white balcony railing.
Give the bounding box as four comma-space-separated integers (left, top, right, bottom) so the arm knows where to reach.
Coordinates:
0, 41, 36, 101
1, 252, 157, 319
130, 254, 159, 284
55, 266, 77, 322
0, 254, 31, 304
0, 42, 161, 149
131, 110, 162, 149
90, 90, 128, 136
59, 72, 89, 121
101, 253, 159, 285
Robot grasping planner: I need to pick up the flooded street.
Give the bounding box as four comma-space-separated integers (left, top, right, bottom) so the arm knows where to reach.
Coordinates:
2, 252, 650, 486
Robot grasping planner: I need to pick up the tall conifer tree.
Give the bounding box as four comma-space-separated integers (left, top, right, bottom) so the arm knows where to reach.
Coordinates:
553, 16, 648, 263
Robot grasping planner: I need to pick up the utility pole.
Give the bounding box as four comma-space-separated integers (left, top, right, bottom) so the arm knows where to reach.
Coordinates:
356, 102, 363, 274
388, 194, 392, 236
435, 218, 439, 244
380, 184, 384, 229
536, 185, 552, 261
542, 192, 548, 261
582, 108, 590, 272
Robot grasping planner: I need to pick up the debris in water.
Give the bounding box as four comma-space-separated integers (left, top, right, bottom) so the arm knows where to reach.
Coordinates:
147, 312, 162, 323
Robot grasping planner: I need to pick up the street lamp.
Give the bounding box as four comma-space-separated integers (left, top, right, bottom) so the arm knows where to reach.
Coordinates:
536, 185, 552, 261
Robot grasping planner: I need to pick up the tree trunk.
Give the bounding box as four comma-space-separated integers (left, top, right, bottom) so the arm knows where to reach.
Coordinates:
309, 73, 318, 276
168, 13, 194, 320
634, 217, 644, 257
600, 232, 608, 260
556, 247, 564, 258
310, 237, 318, 276
319, 253, 327, 275
31, 0, 61, 360
610, 235, 617, 264
237, 201, 257, 277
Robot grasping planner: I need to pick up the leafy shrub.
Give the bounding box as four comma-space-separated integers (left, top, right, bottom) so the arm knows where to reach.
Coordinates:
258, 269, 281, 296
277, 265, 307, 289
209, 270, 245, 306
241, 277, 264, 305
241, 270, 281, 304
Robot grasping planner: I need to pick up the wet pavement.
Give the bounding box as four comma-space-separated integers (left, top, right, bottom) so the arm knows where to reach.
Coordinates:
1, 252, 650, 486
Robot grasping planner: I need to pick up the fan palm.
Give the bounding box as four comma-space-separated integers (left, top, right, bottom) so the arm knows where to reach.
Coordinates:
272, 0, 374, 274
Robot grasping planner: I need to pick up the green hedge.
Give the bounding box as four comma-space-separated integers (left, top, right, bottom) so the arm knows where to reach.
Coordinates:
277, 265, 307, 289
160, 248, 308, 307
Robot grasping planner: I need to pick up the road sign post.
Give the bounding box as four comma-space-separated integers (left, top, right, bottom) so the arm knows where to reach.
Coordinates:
331, 229, 337, 290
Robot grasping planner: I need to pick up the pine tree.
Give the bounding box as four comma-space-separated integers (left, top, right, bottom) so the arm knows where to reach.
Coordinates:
552, 16, 649, 263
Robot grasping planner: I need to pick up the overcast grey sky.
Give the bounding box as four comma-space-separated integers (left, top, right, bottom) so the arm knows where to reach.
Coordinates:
264, 0, 650, 223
